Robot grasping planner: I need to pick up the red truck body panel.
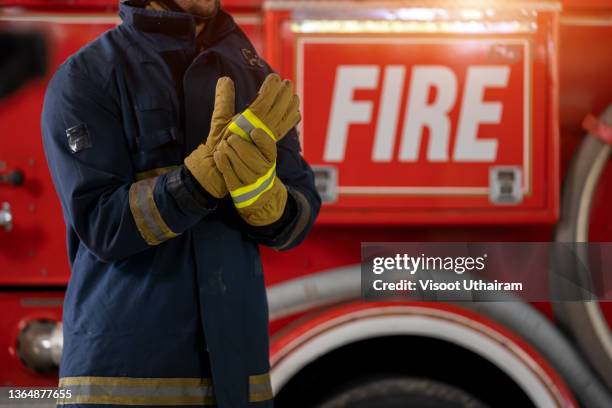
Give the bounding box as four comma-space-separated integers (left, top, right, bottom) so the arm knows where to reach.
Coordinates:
266, 4, 560, 225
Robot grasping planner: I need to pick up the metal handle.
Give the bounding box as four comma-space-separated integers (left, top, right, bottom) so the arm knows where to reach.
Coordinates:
0, 202, 13, 231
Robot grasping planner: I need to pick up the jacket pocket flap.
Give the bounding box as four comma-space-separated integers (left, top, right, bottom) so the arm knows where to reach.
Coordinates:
135, 91, 173, 111
139, 127, 180, 151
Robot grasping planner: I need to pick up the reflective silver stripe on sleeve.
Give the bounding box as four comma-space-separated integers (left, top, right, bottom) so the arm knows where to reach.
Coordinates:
129, 177, 178, 246
276, 188, 312, 251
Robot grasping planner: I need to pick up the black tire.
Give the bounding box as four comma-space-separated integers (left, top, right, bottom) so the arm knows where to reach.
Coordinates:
317, 377, 489, 408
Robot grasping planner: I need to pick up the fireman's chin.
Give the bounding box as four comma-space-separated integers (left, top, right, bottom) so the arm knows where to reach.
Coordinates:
185, 0, 219, 18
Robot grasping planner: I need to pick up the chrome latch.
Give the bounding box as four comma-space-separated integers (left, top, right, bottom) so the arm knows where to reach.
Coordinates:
0, 202, 13, 231
489, 166, 523, 204
312, 165, 338, 203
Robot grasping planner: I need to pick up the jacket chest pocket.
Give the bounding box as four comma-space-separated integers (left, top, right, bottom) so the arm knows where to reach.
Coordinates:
134, 92, 182, 150
133, 92, 183, 168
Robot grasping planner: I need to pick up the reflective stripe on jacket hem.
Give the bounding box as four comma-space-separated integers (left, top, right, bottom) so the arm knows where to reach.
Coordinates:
249, 373, 273, 403
56, 374, 273, 405
57, 376, 215, 406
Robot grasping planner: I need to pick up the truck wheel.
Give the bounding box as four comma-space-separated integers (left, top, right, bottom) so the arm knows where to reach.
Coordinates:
317, 377, 488, 408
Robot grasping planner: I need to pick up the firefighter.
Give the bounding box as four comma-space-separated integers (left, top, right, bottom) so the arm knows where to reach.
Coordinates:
41, 0, 320, 406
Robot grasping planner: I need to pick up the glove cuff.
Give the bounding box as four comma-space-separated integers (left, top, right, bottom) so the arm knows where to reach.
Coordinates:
238, 178, 288, 226
229, 162, 277, 208
228, 108, 277, 143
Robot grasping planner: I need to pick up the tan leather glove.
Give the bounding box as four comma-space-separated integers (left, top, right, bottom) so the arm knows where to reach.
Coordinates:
214, 128, 291, 226
184, 76, 235, 198
227, 73, 301, 144
213, 74, 301, 226
185, 74, 299, 199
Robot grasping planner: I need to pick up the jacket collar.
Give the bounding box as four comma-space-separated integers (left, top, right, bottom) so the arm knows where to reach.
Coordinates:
119, 3, 237, 52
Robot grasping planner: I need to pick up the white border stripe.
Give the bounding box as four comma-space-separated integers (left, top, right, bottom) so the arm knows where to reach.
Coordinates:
338, 186, 488, 195
265, 1, 562, 12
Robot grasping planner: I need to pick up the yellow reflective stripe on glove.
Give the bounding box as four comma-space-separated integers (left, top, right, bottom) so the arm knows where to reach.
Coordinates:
243, 109, 276, 141
230, 163, 277, 208
227, 74, 301, 145
214, 129, 288, 226
228, 109, 277, 143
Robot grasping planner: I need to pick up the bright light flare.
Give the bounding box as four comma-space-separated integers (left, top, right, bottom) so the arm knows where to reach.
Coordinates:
292, 19, 536, 34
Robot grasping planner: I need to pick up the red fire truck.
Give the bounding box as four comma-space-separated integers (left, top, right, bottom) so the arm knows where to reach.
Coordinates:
0, 0, 610, 406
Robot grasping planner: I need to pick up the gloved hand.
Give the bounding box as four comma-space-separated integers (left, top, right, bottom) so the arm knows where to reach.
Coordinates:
227, 73, 300, 144
213, 74, 301, 226
185, 73, 299, 199
214, 128, 290, 226
184, 76, 235, 198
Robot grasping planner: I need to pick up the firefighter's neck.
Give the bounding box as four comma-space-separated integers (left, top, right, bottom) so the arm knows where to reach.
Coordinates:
146, 1, 206, 36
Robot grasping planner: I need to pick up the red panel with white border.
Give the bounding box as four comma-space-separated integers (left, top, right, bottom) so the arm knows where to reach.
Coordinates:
265, 2, 560, 225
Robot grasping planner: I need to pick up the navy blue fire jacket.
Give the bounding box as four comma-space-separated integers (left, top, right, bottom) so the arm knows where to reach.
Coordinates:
41, 4, 320, 407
